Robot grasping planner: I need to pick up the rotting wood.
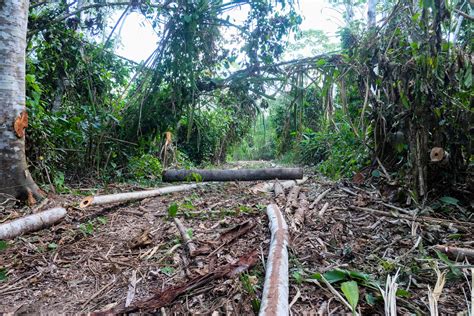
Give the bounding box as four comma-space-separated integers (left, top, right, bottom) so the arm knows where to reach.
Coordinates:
0, 207, 66, 240
163, 168, 304, 182
284, 186, 300, 214
350, 206, 474, 230
251, 177, 308, 194
433, 245, 474, 260
121, 249, 258, 313
79, 183, 205, 208
173, 217, 198, 257
309, 188, 331, 209
292, 192, 308, 229
273, 180, 285, 197
260, 204, 289, 316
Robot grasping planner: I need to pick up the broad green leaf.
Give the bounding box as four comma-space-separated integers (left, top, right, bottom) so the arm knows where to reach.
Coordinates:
365, 293, 376, 305
439, 196, 459, 206
168, 203, 178, 217
341, 281, 359, 311
323, 269, 347, 283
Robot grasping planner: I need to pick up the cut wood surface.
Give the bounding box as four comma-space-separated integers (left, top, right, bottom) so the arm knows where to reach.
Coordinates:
79, 183, 204, 208
260, 204, 289, 316
163, 168, 303, 182
0, 207, 66, 240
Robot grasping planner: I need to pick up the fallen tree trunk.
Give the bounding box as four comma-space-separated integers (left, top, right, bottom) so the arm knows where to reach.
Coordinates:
163, 168, 303, 182
0, 207, 66, 240
79, 183, 203, 209
260, 204, 289, 316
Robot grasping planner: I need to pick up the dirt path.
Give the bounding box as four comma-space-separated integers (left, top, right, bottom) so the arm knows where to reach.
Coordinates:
0, 165, 471, 314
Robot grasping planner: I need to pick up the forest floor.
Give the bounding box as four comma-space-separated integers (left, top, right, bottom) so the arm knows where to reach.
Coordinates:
0, 161, 472, 315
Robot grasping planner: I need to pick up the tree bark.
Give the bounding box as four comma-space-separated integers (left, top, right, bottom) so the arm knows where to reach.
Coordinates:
163, 168, 304, 182
0, 0, 43, 203
368, 0, 377, 28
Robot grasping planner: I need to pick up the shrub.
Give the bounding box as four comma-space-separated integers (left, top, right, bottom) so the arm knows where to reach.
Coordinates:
128, 154, 163, 184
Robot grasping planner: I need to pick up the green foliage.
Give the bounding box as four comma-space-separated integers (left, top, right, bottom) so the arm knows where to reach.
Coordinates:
160, 266, 176, 276
0, 241, 8, 252
341, 281, 359, 313
299, 120, 368, 179
168, 203, 179, 218
128, 154, 163, 184
0, 268, 6, 282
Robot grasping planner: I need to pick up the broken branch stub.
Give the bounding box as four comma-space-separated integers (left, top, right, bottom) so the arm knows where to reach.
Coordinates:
260, 204, 289, 316
163, 168, 303, 182
79, 183, 203, 208
0, 207, 66, 240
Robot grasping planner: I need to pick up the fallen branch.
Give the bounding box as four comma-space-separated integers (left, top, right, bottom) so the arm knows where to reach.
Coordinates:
260, 204, 289, 316
80, 183, 203, 209
123, 249, 258, 312
350, 206, 474, 230
309, 188, 331, 209
292, 192, 308, 229
173, 218, 198, 257
208, 219, 256, 257
284, 186, 300, 214
163, 168, 303, 182
318, 202, 330, 217
433, 245, 474, 260
0, 207, 66, 240
251, 177, 308, 194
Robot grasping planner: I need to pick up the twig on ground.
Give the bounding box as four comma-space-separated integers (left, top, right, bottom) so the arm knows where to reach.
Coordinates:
310, 188, 331, 209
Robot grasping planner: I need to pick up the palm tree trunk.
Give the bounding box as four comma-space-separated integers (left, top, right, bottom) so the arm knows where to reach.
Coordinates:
0, 0, 44, 203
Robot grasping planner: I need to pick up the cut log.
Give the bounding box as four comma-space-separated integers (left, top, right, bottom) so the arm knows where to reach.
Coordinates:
260, 204, 289, 316
79, 183, 203, 209
0, 207, 66, 240
163, 168, 303, 182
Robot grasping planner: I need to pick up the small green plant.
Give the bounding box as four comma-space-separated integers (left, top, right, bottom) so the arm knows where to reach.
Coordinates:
0, 268, 7, 282
160, 266, 175, 276
128, 153, 163, 184
240, 274, 261, 313
0, 241, 8, 251
168, 203, 179, 218
97, 216, 108, 225
48, 243, 58, 250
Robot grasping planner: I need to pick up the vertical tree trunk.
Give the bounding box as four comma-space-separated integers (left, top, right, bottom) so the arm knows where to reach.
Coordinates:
368, 0, 377, 28
0, 0, 43, 203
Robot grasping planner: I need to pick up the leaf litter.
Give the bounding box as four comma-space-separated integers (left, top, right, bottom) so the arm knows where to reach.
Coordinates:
0, 165, 472, 314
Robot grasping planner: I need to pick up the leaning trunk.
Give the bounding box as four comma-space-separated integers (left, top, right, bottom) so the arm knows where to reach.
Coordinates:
0, 0, 43, 202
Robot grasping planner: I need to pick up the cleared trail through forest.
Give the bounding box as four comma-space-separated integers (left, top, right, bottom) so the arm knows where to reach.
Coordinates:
0, 161, 472, 314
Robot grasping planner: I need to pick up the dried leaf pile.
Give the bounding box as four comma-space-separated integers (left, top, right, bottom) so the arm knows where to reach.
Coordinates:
0, 167, 472, 314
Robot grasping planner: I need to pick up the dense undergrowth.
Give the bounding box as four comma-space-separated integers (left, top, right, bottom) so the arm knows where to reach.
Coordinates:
23, 0, 472, 204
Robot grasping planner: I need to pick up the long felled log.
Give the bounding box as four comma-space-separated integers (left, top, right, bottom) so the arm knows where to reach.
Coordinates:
0, 207, 66, 240
79, 183, 204, 208
162, 168, 303, 182
260, 204, 289, 316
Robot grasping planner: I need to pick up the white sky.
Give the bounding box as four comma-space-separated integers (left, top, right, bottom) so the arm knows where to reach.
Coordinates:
113, 0, 345, 63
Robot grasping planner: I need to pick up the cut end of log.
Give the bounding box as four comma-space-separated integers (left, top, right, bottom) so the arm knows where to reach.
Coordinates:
80, 196, 94, 209
430, 147, 444, 162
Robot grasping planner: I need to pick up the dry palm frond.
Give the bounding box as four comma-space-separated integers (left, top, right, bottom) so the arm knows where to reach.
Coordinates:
380, 268, 400, 316
427, 263, 447, 316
